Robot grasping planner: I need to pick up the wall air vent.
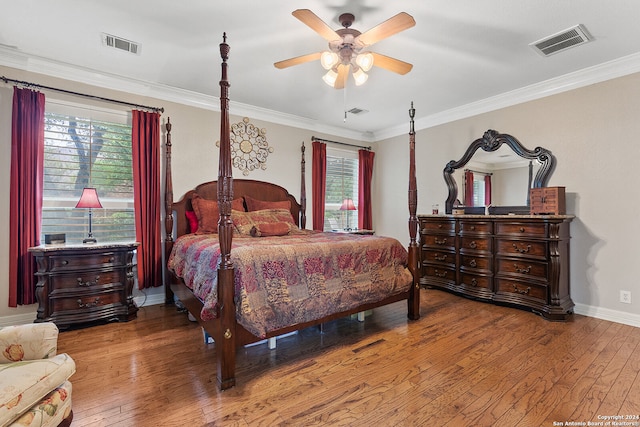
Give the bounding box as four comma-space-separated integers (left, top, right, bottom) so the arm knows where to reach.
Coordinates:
530, 24, 592, 57
101, 33, 140, 55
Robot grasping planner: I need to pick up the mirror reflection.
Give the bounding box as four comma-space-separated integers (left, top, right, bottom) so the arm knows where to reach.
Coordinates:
444, 130, 555, 214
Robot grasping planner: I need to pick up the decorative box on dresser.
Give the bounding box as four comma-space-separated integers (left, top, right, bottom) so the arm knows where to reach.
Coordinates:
419, 215, 574, 321
28, 242, 139, 328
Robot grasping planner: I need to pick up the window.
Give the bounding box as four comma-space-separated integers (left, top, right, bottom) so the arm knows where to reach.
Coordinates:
42, 102, 135, 243
472, 175, 486, 207
324, 148, 358, 231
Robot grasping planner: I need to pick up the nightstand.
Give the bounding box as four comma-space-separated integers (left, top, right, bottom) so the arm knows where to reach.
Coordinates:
28, 242, 139, 328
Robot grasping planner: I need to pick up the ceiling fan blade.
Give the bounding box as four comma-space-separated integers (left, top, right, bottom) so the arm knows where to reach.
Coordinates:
357, 12, 416, 46
292, 9, 341, 42
274, 52, 322, 69
334, 64, 349, 89
370, 52, 413, 75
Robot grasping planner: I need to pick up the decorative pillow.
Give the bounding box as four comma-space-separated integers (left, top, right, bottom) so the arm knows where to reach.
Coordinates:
185, 210, 198, 233
191, 195, 245, 234
232, 209, 297, 236
250, 222, 292, 237
245, 195, 291, 212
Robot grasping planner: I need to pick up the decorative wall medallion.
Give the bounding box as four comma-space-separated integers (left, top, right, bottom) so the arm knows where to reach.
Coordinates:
217, 117, 273, 176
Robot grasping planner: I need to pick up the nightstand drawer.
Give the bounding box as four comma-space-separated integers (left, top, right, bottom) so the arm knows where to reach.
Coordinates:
49, 252, 128, 272
51, 290, 124, 313
49, 270, 125, 291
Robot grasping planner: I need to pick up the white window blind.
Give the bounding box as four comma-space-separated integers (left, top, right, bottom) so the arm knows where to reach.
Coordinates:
42, 103, 135, 243
324, 149, 358, 231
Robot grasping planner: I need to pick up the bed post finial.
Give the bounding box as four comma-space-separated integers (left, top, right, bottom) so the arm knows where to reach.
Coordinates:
407, 102, 420, 320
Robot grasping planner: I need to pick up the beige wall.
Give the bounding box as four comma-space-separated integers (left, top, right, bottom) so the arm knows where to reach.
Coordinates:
2, 64, 639, 326
376, 71, 640, 324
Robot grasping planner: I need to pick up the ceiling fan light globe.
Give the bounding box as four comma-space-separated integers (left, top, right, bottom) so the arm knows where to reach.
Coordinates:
356, 52, 374, 72
320, 51, 339, 70
322, 69, 338, 86
353, 68, 368, 86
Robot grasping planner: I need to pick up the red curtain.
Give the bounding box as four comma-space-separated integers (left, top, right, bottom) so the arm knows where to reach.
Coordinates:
358, 149, 375, 230
311, 141, 326, 231
132, 110, 162, 289
464, 170, 474, 207
484, 174, 492, 206
9, 88, 45, 306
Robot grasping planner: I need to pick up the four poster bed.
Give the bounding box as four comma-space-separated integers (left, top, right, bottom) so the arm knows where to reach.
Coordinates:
163, 34, 421, 390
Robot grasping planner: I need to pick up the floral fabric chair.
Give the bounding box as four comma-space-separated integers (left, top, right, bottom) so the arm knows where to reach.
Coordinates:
0, 323, 75, 427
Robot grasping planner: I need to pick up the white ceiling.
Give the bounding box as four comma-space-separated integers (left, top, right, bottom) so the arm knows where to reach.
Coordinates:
2, 1, 640, 141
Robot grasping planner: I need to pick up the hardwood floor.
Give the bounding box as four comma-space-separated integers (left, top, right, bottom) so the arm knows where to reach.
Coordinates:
57, 289, 640, 426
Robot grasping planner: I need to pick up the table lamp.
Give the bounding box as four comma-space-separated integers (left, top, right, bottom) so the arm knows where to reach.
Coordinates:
76, 187, 102, 243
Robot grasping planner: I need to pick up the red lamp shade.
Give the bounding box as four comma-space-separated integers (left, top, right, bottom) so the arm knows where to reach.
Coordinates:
76, 188, 103, 209
339, 198, 356, 211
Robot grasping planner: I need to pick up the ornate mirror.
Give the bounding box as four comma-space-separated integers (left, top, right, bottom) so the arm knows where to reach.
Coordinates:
444, 130, 555, 214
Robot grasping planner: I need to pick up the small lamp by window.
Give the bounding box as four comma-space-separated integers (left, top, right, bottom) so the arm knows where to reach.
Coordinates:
339, 198, 357, 230
76, 187, 102, 244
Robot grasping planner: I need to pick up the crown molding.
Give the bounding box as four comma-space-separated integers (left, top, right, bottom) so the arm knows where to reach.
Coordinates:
3, 46, 640, 143
375, 51, 640, 141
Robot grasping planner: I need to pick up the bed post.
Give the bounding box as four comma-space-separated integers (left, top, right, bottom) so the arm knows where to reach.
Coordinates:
300, 141, 307, 229
164, 118, 175, 304
407, 102, 420, 320
216, 33, 237, 390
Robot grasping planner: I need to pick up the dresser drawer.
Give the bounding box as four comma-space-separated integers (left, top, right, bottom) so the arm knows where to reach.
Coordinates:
495, 222, 547, 237
421, 234, 455, 249
49, 252, 128, 272
422, 249, 455, 268
49, 270, 125, 291
459, 236, 492, 253
459, 221, 493, 234
496, 258, 548, 281
419, 218, 456, 234
494, 278, 547, 303
460, 254, 492, 272
422, 265, 456, 284
496, 239, 548, 260
460, 272, 492, 291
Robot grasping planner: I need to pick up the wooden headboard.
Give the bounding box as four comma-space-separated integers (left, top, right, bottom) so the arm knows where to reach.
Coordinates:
171, 179, 304, 239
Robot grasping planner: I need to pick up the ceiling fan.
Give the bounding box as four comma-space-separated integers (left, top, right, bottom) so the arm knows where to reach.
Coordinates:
274, 9, 415, 89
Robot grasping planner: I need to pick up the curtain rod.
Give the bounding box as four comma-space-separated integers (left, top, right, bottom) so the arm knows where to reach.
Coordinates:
1, 76, 164, 113
312, 136, 371, 151
464, 168, 493, 176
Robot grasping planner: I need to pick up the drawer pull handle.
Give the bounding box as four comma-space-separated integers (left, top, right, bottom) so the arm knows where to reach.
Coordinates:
470, 278, 478, 287
519, 227, 525, 233
512, 285, 531, 295
62, 260, 69, 265
437, 224, 443, 229
470, 225, 476, 231
514, 264, 531, 274
434, 254, 448, 261
469, 259, 477, 268
77, 298, 100, 309
469, 241, 477, 249
434, 270, 447, 278
435, 237, 447, 245
512, 243, 531, 254
77, 275, 100, 287
109, 257, 115, 263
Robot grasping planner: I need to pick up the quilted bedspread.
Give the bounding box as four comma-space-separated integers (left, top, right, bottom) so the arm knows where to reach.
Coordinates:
167, 230, 413, 337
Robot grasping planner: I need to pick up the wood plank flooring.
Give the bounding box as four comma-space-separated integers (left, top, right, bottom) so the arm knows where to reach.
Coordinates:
57, 289, 640, 426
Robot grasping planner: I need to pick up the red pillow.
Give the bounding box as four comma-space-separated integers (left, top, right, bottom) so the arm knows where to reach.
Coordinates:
245, 195, 291, 212
191, 195, 246, 234
185, 210, 198, 233
250, 222, 292, 237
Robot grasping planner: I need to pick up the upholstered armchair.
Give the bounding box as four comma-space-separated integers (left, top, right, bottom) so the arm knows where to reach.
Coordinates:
0, 323, 75, 427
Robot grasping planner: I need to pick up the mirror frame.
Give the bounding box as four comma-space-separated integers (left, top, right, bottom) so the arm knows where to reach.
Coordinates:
444, 129, 556, 215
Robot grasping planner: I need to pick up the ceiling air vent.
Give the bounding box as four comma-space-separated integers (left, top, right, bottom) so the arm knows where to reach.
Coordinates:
102, 33, 140, 55
530, 24, 592, 57
347, 107, 369, 115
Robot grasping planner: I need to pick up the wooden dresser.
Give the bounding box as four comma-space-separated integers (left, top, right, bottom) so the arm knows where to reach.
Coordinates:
418, 215, 574, 320
29, 242, 139, 328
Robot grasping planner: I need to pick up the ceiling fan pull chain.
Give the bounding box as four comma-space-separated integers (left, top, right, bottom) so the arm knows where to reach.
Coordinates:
344, 75, 347, 122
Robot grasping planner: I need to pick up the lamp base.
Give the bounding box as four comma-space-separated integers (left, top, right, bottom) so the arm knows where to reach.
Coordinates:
83, 237, 97, 244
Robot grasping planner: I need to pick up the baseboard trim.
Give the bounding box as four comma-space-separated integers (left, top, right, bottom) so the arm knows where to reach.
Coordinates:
573, 303, 640, 328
